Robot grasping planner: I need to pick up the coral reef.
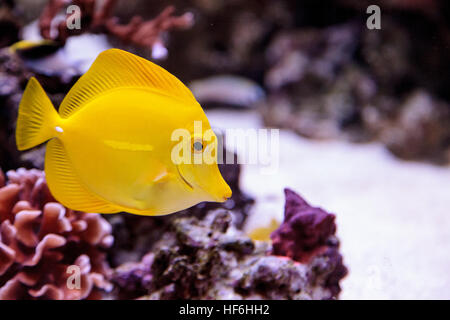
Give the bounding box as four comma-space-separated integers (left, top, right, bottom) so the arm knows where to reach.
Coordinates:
271, 189, 347, 296
111, 192, 347, 300
0, 168, 113, 299
260, 3, 450, 163
0, 170, 345, 300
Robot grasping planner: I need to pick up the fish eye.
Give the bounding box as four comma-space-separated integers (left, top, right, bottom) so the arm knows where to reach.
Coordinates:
193, 141, 203, 151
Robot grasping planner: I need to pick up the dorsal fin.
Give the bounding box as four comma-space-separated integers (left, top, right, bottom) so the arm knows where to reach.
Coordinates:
58, 48, 199, 118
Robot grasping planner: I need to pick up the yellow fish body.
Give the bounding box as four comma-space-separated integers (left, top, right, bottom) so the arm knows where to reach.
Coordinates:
9, 39, 56, 50
16, 49, 231, 215
248, 219, 280, 241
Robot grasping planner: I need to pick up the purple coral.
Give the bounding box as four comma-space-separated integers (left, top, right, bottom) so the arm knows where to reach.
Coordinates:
271, 189, 336, 262
271, 188, 347, 296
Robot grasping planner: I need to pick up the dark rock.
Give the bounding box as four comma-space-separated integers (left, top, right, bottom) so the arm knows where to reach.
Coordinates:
111, 208, 346, 300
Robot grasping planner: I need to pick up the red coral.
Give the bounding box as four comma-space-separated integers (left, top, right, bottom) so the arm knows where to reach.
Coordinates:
39, 0, 193, 54
105, 6, 194, 49
0, 168, 113, 300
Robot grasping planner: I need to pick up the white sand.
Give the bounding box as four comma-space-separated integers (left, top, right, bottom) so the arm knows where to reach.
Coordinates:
207, 109, 450, 300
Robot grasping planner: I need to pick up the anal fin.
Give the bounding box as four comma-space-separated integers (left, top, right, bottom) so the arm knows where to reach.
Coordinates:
45, 139, 119, 213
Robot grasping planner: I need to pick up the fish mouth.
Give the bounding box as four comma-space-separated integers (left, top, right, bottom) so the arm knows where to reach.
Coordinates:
177, 166, 194, 190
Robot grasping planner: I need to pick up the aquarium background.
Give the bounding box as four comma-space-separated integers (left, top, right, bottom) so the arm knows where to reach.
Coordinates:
0, 0, 449, 299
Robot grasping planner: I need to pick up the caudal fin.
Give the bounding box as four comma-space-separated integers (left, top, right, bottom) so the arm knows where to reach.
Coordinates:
16, 77, 59, 151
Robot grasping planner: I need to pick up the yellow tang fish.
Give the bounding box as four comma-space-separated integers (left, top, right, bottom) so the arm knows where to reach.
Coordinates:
248, 219, 280, 241
16, 48, 232, 215
9, 39, 58, 52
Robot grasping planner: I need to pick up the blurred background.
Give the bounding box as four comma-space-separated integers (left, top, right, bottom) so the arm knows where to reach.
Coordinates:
0, 0, 449, 299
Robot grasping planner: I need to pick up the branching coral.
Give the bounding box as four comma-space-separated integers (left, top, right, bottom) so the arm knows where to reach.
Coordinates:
271, 188, 348, 296
111, 205, 347, 300
0, 168, 113, 299
39, 0, 193, 57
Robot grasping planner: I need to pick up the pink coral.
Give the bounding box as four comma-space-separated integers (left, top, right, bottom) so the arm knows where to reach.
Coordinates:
0, 168, 113, 300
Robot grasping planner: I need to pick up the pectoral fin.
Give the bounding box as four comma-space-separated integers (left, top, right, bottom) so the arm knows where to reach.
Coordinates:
152, 170, 169, 183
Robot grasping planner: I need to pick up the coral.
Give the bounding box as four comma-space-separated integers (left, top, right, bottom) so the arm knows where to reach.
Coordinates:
111, 204, 347, 300
39, 0, 193, 57
0, 168, 113, 299
271, 189, 347, 296
271, 189, 336, 262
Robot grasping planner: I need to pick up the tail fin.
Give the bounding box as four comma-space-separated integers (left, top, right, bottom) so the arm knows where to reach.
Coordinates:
16, 77, 59, 151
